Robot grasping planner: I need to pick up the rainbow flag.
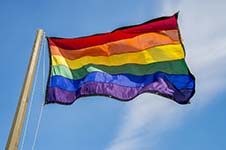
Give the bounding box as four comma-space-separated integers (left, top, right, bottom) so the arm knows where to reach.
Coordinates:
45, 13, 195, 105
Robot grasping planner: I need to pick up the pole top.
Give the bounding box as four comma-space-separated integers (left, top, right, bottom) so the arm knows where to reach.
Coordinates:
37, 29, 44, 32
37, 29, 44, 36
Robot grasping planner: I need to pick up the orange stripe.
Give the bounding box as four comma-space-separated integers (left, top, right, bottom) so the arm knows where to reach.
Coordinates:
50, 30, 179, 60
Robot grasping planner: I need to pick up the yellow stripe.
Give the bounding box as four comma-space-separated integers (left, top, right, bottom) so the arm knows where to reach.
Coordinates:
52, 44, 184, 70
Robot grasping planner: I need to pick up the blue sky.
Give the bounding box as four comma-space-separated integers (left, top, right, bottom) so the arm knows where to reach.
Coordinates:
1, 0, 226, 150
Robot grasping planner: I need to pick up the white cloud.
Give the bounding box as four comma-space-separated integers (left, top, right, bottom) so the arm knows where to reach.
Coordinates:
106, 1, 226, 150
107, 95, 189, 150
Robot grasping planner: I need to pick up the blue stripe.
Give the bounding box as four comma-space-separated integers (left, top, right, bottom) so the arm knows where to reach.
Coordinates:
48, 72, 195, 92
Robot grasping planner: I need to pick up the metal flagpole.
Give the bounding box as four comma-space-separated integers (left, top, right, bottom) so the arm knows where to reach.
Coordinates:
6, 29, 44, 150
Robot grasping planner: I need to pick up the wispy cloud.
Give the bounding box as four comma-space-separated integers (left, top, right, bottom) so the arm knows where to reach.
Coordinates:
107, 96, 189, 150
106, 1, 226, 149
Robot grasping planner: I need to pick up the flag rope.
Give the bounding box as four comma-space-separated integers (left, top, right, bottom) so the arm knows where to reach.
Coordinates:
31, 104, 44, 150
20, 32, 46, 150
31, 32, 46, 150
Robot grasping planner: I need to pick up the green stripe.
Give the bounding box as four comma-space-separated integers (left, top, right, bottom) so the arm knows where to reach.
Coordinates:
50, 59, 189, 80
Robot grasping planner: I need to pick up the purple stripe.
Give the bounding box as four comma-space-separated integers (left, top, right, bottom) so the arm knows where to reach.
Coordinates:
46, 78, 194, 105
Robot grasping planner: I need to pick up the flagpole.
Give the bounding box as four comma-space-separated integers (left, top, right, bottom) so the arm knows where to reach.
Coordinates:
6, 29, 44, 150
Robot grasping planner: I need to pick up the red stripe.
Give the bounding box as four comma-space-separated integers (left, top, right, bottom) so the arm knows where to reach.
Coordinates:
48, 14, 178, 50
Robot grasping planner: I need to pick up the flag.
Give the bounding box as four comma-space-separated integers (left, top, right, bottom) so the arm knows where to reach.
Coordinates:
45, 13, 195, 105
